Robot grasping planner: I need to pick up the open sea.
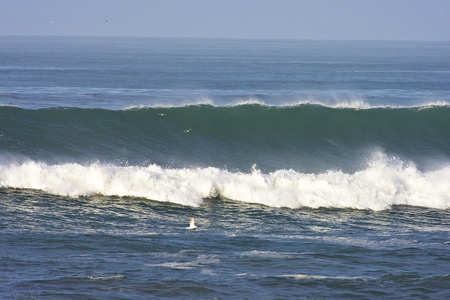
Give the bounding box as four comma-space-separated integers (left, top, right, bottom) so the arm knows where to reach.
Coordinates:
0, 36, 449, 299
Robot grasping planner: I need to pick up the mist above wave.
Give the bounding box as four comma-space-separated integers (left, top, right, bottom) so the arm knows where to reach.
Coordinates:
1, 86, 448, 110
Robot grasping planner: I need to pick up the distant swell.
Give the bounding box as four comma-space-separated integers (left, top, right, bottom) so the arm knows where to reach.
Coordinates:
0, 153, 449, 210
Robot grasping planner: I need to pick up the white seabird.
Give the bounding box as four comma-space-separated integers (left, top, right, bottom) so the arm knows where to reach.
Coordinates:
186, 214, 198, 230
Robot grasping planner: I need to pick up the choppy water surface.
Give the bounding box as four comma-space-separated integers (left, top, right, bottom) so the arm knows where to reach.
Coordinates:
1, 189, 449, 299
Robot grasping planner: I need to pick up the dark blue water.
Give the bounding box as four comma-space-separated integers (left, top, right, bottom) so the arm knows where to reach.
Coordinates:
0, 36, 449, 299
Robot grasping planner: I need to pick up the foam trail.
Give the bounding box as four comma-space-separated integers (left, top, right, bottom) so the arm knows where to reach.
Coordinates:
0, 157, 449, 210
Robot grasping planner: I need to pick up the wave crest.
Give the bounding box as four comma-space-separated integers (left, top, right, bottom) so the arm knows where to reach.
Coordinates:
1, 155, 448, 211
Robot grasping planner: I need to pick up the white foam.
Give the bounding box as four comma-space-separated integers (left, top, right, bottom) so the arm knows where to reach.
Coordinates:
86, 275, 125, 281
279, 274, 376, 280
124, 97, 215, 110
284, 99, 450, 110
231, 98, 267, 106
147, 254, 220, 270
223, 97, 374, 109
0, 155, 449, 210
151, 98, 449, 110
239, 250, 297, 258
417, 100, 450, 109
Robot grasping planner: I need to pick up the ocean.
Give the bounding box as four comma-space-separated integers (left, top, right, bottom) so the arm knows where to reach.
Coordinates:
0, 36, 449, 299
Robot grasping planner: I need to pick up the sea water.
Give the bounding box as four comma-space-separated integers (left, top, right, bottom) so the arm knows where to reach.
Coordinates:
0, 36, 449, 299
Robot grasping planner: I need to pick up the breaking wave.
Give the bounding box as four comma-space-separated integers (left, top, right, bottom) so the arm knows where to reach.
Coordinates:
1, 153, 448, 211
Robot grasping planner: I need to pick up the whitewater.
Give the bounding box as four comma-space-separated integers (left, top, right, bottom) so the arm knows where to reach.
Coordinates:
1, 153, 449, 210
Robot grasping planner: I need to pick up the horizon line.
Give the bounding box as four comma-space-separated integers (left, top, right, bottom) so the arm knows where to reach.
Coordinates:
1, 34, 449, 43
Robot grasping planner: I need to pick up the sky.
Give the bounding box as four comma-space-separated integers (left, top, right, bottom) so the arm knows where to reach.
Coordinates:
1, 0, 449, 41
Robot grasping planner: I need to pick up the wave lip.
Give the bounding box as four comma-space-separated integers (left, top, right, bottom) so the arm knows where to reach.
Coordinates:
1, 156, 449, 211
1, 85, 449, 110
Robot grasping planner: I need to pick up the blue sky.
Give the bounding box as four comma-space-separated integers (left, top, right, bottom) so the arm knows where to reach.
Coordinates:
1, 0, 449, 41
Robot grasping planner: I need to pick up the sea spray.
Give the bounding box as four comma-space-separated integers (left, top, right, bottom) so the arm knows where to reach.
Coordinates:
1, 154, 448, 210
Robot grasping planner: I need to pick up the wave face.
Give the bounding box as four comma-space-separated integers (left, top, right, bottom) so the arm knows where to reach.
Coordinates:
1, 104, 449, 171
1, 104, 449, 210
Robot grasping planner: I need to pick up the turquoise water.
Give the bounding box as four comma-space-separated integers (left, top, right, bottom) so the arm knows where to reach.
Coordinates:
0, 36, 449, 299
